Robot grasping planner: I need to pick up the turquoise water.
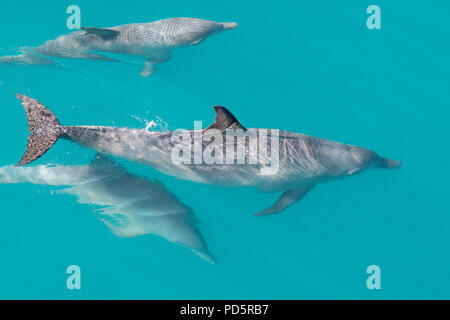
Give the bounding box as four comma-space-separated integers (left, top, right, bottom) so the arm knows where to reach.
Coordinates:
0, 0, 449, 299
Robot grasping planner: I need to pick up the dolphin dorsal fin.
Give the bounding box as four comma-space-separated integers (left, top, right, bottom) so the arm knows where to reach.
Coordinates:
206, 106, 246, 131
81, 27, 120, 40
90, 153, 120, 169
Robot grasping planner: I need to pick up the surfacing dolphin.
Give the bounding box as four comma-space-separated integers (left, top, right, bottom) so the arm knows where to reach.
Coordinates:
0, 17, 238, 76
0, 154, 215, 263
15, 94, 401, 216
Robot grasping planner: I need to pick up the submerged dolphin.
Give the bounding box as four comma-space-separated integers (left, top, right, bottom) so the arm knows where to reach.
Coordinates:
15, 94, 401, 215
0, 154, 215, 263
0, 17, 238, 76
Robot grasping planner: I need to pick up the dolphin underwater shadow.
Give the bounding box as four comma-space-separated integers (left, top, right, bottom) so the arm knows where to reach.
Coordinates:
14, 94, 402, 216
0, 154, 215, 263
0, 17, 238, 76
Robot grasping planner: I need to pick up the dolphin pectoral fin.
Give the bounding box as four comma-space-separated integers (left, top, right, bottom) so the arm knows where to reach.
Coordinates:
139, 60, 155, 77
81, 27, 120, 40
254, 186, 314, 216
148, 53, 171, 64
139, 54, 171, 77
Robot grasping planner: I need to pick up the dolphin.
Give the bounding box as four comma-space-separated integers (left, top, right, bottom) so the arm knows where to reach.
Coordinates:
0, 154, 215, 263
15, 94, 401, 215
0, 17, 238, 76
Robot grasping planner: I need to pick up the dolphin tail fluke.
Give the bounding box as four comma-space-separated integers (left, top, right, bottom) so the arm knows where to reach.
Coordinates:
16, 94, 64, 166
377, 158, 402, 169
221, 22, 238, 30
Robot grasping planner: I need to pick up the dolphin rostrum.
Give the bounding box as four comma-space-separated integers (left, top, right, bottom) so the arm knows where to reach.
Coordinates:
0, 154, 215, 263
0, 17, 238, 76
15, 94, 402, 215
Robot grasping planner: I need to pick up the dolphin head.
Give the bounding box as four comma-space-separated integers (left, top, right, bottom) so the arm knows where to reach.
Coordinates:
345, 146, 381, 175
220, 22, 239, 31
169, 18, 238, 46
